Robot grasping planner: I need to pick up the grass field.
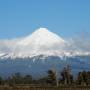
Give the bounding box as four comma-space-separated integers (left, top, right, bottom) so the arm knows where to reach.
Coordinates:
0, 85, 90, 90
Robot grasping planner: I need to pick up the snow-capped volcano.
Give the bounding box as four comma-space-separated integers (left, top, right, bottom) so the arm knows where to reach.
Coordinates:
16, 28, 67, 56
0, 28, 67, 58
0, 28, 90, 77
0, 27, 90, 59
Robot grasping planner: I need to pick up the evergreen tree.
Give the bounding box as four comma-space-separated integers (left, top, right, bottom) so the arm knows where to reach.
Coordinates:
77, 71, 89, 85
47, 70, 57, 85
60, 65, 73, 85
23, 75, 32, 84
87, 71, 90, 85
11, 72, 23, 84
0, 76, 3, 85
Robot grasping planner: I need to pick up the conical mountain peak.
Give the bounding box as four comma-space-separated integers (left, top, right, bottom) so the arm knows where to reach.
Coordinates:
30, 27, 55, 37
19, 27, 65, 46
13, 27, 66, 57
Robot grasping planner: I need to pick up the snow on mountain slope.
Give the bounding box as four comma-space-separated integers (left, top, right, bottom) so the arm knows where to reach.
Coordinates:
0, 28, 66, 58
14, 28, 67, 57
0, 27, 90, 59
18, 28, 65, 46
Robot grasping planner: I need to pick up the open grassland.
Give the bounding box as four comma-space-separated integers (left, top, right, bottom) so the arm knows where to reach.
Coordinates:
0, 85, 90, 90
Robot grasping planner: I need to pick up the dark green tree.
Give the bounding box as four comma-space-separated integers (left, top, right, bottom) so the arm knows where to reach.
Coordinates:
60, 65, 73, 85
11, 72, 23, 84
0, 76, 3, 85
87, 71, 90, 85
77, 71, 89, 85
47, 70, 57, 85
23, 75, 32, 84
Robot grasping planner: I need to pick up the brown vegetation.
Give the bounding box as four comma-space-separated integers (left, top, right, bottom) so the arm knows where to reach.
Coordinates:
0, 65, 90, 90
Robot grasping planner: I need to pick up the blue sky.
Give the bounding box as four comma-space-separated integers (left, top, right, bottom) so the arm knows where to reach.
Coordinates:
0, 0, 90, 39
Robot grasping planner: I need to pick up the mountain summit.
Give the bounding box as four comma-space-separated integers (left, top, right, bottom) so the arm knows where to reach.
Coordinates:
19, 28, 65, 47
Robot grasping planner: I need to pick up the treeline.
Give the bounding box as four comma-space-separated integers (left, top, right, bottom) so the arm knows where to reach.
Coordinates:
0, 65, 90, 86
